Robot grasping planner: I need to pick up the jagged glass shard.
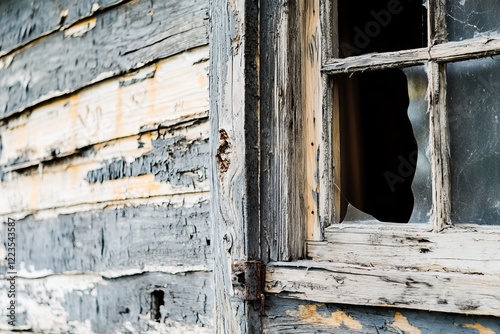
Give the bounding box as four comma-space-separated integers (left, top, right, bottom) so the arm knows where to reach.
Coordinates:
447, 56, 500, 224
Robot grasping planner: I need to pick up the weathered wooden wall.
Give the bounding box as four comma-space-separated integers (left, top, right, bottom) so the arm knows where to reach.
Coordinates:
0, 0, 212, 332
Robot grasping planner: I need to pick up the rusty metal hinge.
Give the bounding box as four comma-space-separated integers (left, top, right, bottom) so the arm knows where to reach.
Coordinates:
231, 260, 264, 301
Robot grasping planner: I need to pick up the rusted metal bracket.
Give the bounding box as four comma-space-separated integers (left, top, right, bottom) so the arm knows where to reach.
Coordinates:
231, 260, 264, 301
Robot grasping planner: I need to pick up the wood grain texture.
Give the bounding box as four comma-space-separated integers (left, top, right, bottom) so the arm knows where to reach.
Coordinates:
0, 272, 213, 333
266, 261, 500, 316
302, 0, 323, 241
0, 0, 209, 119
309, 225, 500, 275
264, 296, 500, 333
0, 47, 209, 170
0, 199, 210, 277
428, 62, 452, 231
0, 121, 209, 219
209, 0, 261, 332
260, 0, 306, 262
0, 0, 132, 57
321, 37, 500, 74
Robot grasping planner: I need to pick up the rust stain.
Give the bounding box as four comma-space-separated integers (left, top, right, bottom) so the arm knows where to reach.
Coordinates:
286, 304, 363, 330
462, 323, 496, 334
389, 312, 421, 334
216, 129, 230, 173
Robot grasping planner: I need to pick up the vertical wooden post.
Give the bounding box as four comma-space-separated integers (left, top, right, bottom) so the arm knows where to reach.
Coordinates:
209, 0, 262, 332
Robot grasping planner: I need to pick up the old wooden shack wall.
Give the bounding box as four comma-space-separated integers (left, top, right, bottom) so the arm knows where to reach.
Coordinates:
0, 0, 212, 332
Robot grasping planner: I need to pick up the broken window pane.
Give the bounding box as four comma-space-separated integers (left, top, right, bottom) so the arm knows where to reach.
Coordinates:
338, 0, 427, 57
446, 0, 500, 41
447, 56, 500, 225
340, 66, 432, 224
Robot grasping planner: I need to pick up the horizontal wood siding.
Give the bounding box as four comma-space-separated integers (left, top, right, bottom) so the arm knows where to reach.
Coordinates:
0, 0, 132, 56
264, 296, 500, 333
0, 0, 208, 119
0, 200, 211, 277
0, 0, 211, 332
0, 272, 212, 333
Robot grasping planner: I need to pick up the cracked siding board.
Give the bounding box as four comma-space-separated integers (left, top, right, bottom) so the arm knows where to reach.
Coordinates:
0, 0, 132, 56
266, 261, 500, 316
0, 0, 209, 119
0, 272, 213, 333
0, 121, 209, 219
264, 296, 500, 334
0, 199, 210, 276
0, 46, 209, 169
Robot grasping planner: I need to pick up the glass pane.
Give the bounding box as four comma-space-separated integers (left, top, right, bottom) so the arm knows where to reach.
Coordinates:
447, 57, 500, 225
447, 0, 500, 41
342, 66, 432, 224
338, 0, 427, 57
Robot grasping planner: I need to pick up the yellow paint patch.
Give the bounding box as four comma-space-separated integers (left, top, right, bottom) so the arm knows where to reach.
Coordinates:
286, 304, 363, 330
64, 17, 97, 38
463, 323, 496, 334
390, 312, 421, 334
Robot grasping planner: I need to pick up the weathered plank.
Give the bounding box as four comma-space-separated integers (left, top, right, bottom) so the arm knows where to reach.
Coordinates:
0, 0, 131, 57
0, 121, 209, 219
210, 0, 262, 332
266, 261, 500, 317
0, 0, 209, 119
308, 225, 500, 275
0, 47, 209, 170
0, 272, 212, 333
260, 0, 306, 263
302, 0, 325, 241
264, 296, 500, 333
321, 37, 500, 74
0, 199, 210, 277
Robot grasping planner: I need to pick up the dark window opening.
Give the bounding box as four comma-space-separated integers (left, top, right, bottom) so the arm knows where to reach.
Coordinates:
150, 290, 165, 322
338, 68, 418, 223
338, 0, 427, 57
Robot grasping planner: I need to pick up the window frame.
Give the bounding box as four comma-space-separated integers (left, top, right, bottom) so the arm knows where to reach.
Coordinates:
265, 0, 500, 317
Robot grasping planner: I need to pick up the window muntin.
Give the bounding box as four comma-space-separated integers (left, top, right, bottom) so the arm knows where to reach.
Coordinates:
326, 0, 500, 227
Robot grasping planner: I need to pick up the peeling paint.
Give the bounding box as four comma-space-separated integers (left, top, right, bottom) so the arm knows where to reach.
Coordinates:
60, 9, 69, 18
91, 3, 101, 12
389, 312, 422, 334
85, 135, 209, 187
462, 323, 496, 334
286, 304, 363, 330
64, 17, 97, 38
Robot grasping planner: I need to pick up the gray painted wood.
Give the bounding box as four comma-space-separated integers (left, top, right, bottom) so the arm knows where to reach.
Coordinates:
86, 132, 209, 188
0, 0, 131, 56
209, 0, 261, 332
15, 272, 212, 333
264, 296, 500, 333
260, 0, 306, 262
0, 0, 209, 119
1, 203, 211, 276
